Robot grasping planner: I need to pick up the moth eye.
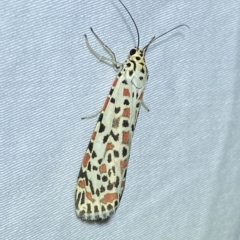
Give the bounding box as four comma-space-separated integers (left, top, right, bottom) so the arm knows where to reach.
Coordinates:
129, 49, 136, 55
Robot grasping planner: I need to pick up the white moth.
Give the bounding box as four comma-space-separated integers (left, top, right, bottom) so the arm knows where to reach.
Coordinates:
75, 0, 188, 221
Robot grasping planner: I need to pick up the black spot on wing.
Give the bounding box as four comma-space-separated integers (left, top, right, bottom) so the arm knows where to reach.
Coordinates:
122, 147, 127, 157
99, 123, 105, 133
115, 107, 120, 114
87, 204, 92, 214
100, 186, 105, 192
98, 113, 103, 122
94, 205, 99, 213
81, 192, 85, 205
102, 175, 108, 182
115, 176, 120, 188
122, 120, 129, 127
88, 141, 93, 153
78, 167, 87, 179
109, 88, 114, 95
96, 189, 100, 197
92, 150, 97, 158
124, 99, 130, 105
107, 204, 113, 211
114, 150, 119, 158
103, 134, 109, 143
110, 98, 115, 104
87, 161, 91, 171
89, 180, 95, 195
107, 181, 113, 190
110, 130, 119, 141
124, 169, 127, 178
107, 153, 112, 163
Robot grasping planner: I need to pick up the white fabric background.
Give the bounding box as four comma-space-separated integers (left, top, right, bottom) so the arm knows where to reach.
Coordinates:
2, 0, 240, 239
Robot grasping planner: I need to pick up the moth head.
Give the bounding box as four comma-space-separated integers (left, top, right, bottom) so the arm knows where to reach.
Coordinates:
129, 47, 145, 59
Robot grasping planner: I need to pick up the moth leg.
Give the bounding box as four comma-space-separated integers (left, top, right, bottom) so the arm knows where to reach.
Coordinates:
84, 28, 122, 71
81, 108, 102, 120
90, 28, 119, 66
141, 101, 150, 112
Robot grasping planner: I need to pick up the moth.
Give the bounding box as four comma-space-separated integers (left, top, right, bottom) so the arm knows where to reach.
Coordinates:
75, 0, 188, 220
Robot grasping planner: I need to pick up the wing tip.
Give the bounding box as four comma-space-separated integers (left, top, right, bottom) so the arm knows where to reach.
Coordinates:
75, 209, 115, 221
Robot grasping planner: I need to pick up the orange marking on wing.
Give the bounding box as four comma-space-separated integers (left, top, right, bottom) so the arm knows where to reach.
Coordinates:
91, 131, 97, 140
112, 78, 118, 87
123, 88, 130, 97
101, 193, 118, 204
78, 180, 86, 188
139, 92, 144, 100
106, 142, 114, 151
86, 192, 95, 203
103, 97, 110, 111
99, 164, 107, 173
83, 153, 90, 167
122, 131, 130, 144
123, 108, 130, 117
121, 159, 128, 169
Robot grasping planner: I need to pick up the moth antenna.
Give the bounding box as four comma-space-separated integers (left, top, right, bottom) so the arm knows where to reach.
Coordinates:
144, 24, 190, 52
118, 0, 140, 47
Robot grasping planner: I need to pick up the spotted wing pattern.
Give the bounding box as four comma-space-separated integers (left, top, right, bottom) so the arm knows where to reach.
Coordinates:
75, 48, 149, 220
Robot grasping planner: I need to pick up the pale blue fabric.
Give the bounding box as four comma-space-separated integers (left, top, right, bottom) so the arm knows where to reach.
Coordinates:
2, 0, 240, 239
